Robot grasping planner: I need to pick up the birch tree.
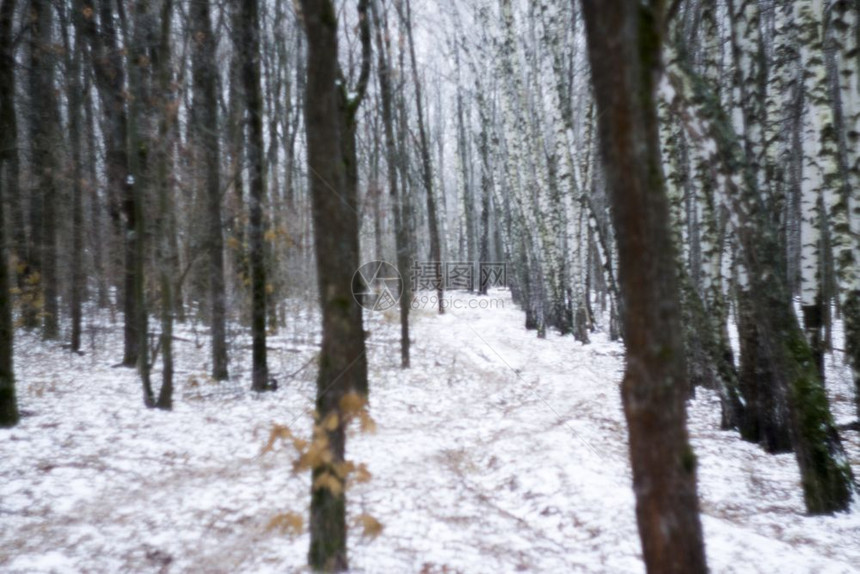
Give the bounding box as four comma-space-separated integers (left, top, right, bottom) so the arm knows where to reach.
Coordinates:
797, 0, 835, 379
664, 36, 856, 513
827, 0, 860, 419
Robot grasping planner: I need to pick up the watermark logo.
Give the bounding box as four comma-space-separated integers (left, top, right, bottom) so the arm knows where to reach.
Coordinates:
352, 261, 403, 311
353, 261, 508, 312
411, 261, 507, 292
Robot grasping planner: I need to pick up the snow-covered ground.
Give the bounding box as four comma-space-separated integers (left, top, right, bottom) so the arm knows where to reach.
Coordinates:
1, 290, 858, 573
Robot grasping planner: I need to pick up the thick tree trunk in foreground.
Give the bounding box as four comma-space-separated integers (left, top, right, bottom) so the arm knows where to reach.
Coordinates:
300, 0, 370, 569
240, 0, 269, 392
191, 0, 229, 381
582, 2, 708, 572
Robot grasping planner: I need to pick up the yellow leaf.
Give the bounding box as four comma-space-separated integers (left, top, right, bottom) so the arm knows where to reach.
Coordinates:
359, 411, 377, 434
333, 460, 356, 479
322, 412, 339, 431
339, 392, 366, 416
291, 437, 308, 453
265, 512, 304, 536
353, 463, 372, 484
354, 514, 383, 539
260, 423, 293, 455
312, 472, 343, 497
293, 435, 331, 473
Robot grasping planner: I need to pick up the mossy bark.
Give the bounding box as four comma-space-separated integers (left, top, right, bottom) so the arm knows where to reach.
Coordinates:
665, 49, 856, 513
736, 288, 793, 452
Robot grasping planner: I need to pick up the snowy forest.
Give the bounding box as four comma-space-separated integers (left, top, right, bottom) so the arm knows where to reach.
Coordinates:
1, 0, 859, 571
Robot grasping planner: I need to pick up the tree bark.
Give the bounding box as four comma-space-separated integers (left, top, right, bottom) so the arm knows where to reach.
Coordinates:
155, 0, 175, 410
191, 0, 228, 381
125, 0, 154, 406
401, 0, 444, 314
66, 0, 86, 353
664, 39, 856, 514
300, 0, 371, 569
240, 0, 269, 392
372, 0, 411, 368
83, 0, 140, 367
28, 0, 60, 340
0, 0, 17, 428
582, 2, 708, 572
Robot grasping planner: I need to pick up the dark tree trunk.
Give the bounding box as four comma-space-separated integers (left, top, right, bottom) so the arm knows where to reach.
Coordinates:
372, 0, 411, 368
0, 0, 17, 428
28, 0, 60, 340
240, 0, 269, 392
801, 296, 825, 382
0, 158, 15, 426
65, 0, 86, 353
300, 0, 370, 569
227, 0, 247, 301
155, 0, 174, 410
125, 0, 154, 406
736, 288, 792, 452
582, 2, 708, 572
477, 88, 492, 297
263, 0, 285, 334
83, 0, 139, 367
402, 0, 444, 313
0, 0, 23, 298
191, 0, 228, 381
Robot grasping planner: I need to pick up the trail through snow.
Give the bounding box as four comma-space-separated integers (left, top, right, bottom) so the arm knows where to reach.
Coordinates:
1, 290, 858, 573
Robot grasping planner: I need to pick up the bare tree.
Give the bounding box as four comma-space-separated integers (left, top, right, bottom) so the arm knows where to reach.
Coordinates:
372, 0, 412, 368
155, 0, 175, 410
582, 1, 708, 572
28, 0, 60, 340
82, 0, 140, 367
191, 0, 229, 381
300, 0, 371, 568
240, 0, 270, 392
399, 0, 444, 313
0, 0, 16, 428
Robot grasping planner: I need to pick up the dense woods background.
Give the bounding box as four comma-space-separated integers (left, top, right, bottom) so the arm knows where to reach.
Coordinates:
0, 0, 859, 572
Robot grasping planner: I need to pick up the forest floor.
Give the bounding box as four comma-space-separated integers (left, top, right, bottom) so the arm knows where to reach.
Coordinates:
1, 290, 859, 573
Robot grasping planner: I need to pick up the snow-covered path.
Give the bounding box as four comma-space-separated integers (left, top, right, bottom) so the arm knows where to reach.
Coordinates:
1, 291, 859, 573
